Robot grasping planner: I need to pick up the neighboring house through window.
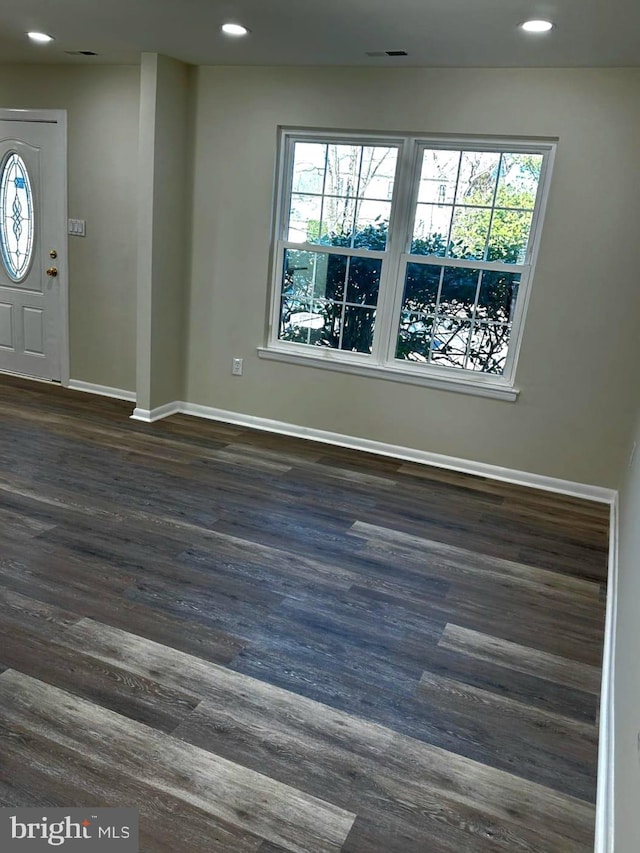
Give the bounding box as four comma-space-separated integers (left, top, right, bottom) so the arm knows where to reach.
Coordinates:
259, 130, 555, 401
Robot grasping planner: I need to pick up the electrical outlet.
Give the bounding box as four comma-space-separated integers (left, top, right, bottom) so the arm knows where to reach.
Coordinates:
232, 357, 243, 376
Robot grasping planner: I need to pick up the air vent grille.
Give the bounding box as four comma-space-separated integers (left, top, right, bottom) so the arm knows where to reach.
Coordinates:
365, 50, 408, 57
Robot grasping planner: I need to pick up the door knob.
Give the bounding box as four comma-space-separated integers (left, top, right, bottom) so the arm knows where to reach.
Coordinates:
46, 267, 58, 277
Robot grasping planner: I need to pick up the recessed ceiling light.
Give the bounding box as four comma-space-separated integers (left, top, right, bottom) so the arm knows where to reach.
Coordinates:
520, 19, 554, 33
27, 31, 54, 43
221, 23, 249, 37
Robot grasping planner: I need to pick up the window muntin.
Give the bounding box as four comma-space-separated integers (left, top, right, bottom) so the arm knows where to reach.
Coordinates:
287, 142, 398, 249
410, 149, 543, 263
280, 248, 380, 353
277, 140, 399, 354
270, 133, 552, 390
395, 264, 520, 374
0, 152, 35, 283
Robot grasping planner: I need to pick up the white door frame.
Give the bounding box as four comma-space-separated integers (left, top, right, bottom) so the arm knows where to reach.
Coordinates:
0, 107, 69, 385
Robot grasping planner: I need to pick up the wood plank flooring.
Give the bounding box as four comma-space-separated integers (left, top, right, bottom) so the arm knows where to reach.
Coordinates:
0, 374, 609, 851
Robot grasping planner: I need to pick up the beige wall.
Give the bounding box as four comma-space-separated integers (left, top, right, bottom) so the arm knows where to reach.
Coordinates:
186, 66, 640, 487
614, 416, 640, 851
0, 65, 140, 392
2, 64, 637, 487
136, 54, 191, 410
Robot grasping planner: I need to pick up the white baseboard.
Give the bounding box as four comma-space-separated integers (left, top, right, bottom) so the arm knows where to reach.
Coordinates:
130, 401, 182, 423
136, 400, 617, 504
68, 379, 136, 402
595, 496, 618, 853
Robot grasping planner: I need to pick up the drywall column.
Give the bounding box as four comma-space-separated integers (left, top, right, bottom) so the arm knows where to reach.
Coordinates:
135, 53, 190, 415
613, 405, 640, 852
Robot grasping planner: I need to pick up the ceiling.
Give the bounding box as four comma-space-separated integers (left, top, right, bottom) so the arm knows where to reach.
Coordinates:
0, 0, 639, 67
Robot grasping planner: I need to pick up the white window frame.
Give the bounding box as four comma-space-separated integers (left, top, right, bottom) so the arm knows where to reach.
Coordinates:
258, 129, 556, 401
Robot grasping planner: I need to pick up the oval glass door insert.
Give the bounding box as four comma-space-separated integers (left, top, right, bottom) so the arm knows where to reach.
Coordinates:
0, 152, 35, 282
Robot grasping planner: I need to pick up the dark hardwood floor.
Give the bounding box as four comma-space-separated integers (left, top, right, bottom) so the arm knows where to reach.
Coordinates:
0, 374, 609, 852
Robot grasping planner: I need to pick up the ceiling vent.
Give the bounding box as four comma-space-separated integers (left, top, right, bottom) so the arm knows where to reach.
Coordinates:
366, 50, 408, 57
64, 50, 98, 56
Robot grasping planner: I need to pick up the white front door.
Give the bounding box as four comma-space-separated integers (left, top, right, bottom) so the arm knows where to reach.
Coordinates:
0, 112, 67, 381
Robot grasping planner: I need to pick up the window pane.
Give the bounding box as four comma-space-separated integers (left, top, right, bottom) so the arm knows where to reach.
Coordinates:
396, 312, 435, 361
487, 209, 533, 263
467, 322, 511, 374
288, 194, 322, 243
279, 249, 380, 352
279, 137, 549, 379
394, 263, 518, 374
477, 271, 521, 323
495, 153, 543, 209
282, 249, 316, 302
431, 318, 471, 369
314, 254, 347, 301
289, 141, 397, 252
342, 306, 376, 353
418, 150, 460, 204
346, 256, 382, 306
438, 267, 481, 317
449, 207, 491, 259
411, 147, 544, 267
325, 144, 362, 199
321, 197, 357, 244
354, 200, 391, 249
411, 204, 452, 255
291, 142, 326, 195
455, 151, 501, 205
360, 147, 398, 200
402, 263, 441, 313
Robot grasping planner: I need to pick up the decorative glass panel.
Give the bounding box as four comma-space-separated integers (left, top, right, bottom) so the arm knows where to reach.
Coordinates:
0, 153, 35, 282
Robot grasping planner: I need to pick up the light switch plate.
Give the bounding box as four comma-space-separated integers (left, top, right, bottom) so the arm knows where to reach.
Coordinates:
68, 219, 86, 237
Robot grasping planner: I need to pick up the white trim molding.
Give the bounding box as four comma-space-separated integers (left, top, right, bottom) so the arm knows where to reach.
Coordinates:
137, 398, 616, 504
68, 379, 136, 402
0, 108, 70, 386
257, 346, 519, 401
595, 495, 618, 853
130, 401, 182, 423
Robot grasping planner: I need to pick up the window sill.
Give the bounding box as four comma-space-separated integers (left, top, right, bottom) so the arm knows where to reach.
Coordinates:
256, 347, 519, 402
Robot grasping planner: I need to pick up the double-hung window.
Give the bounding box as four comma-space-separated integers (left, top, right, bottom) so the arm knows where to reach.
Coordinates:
262, 131, 555, 399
